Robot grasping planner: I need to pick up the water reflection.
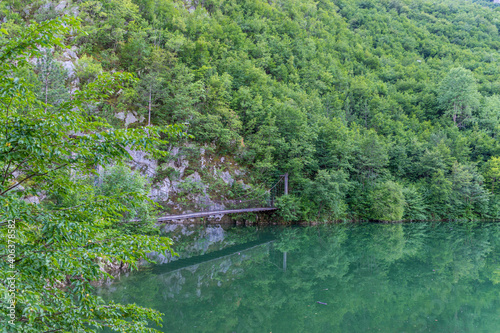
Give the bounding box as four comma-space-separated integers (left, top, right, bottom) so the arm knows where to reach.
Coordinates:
97, 223, 500, 333
148, 224, 262, 264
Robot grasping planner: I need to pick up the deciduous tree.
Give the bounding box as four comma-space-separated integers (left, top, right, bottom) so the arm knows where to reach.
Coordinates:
438, 67, 480, 127
0, 17, 183, 332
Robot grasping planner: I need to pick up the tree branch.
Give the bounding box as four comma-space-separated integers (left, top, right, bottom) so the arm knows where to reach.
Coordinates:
1, 155, 32, 187
55, 198, 109, 211
0, 163, 68, 196
4, 96, 14, 136
1, 160, 12, 187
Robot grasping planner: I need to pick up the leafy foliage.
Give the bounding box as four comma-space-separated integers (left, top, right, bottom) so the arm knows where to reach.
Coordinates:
96, 165, 158, 235
63, 0, 500, 222
438, 67, 480, 127
275, 195, 302, 222
368, 181, 406, 221
3, 0, 500, 228
0, 17, 184, 332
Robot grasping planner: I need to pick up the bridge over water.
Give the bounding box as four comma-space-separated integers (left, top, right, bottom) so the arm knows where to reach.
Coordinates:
154, 173, 288, 222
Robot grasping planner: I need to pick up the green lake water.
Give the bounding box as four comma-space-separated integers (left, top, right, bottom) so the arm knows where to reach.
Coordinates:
96, 223, 500, 333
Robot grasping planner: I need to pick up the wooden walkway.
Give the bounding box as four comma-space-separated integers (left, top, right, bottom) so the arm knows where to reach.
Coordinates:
157, 207, 277, 222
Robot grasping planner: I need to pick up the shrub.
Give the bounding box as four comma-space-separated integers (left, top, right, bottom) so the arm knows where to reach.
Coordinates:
369, 181, 406, 221
402, 185, 428, 221
275, 195, 302, 222
97, 165, 157, 234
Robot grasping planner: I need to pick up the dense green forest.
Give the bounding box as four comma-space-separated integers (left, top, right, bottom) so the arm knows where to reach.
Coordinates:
6, 0, 500, 222
2, 0, 500, 331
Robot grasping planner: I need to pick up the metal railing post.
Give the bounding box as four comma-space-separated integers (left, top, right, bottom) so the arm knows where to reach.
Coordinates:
284, 173, 288, 195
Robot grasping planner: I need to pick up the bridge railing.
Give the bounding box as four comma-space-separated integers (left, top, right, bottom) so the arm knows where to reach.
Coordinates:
172, 174, 288, 214
192, 195, 272, 212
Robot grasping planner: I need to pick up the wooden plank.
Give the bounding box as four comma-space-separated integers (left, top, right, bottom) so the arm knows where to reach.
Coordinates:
156, 207, 277, 222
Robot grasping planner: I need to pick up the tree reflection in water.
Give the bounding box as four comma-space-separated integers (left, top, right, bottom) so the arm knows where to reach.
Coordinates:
97, 223, 500, 333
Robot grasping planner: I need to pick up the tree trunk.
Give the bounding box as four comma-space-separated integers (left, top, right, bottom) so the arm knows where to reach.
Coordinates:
453, 102, 458, 126
148, 84, 152, 127
44, 77, 49, 113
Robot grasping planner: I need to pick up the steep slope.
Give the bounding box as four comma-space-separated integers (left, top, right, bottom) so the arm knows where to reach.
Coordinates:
3, 0, 500, 221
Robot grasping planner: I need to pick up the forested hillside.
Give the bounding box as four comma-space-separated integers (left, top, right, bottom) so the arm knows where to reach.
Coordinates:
3, 0, 500, 221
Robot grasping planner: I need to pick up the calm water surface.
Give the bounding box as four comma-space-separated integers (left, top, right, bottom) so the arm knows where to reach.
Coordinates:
96, 223, 500, 333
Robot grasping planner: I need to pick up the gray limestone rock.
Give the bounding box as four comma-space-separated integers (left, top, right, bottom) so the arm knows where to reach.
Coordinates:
220, 170, 234, 185
115, 112, 126, 120
186, 171, 202, 183
24, 196, 40, 204
127, 148, 158, 181
114, 111, 144, 127
55, 0, 68, 11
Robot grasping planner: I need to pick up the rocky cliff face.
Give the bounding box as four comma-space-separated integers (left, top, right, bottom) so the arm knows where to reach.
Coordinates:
127, 144, 252, 217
